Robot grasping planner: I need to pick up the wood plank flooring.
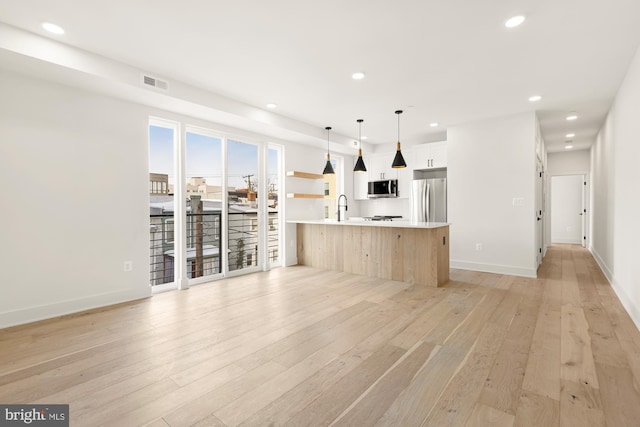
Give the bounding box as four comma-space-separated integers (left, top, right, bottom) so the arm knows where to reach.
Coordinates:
1, 244, 639, 426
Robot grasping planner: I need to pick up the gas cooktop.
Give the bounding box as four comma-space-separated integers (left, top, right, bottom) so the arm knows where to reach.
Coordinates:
363, 215, 403, 221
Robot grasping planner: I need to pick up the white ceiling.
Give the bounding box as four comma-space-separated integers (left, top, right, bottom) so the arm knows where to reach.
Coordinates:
1, 0, 640, 153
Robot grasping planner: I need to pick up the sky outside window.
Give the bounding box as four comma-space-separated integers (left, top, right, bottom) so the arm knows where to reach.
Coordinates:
227, 139, 258, 189
149, 125, 277, 192
149, 125, 175, 184
186, 132, 222, 186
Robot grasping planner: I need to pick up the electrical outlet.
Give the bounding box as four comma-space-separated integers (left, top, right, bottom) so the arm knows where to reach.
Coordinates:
123, 261, 133, 272
476, 243, 483, 251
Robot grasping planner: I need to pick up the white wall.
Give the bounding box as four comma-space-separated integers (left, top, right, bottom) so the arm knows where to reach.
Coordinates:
550, 175, 584, 244
448, 112, 538, 277
0, 69, 151, 328
547, 150, 590, 175
591, 45, 640, 330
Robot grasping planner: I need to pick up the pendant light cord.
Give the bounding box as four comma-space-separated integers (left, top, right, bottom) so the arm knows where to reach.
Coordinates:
325, 126, 332, 158
323, 126, 335, 174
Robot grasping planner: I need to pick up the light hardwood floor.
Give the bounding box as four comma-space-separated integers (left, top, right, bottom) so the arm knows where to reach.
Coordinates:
1, 245, 639, 426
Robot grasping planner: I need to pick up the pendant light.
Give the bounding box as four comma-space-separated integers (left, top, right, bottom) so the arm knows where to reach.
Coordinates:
322, 126, 335, 175
353, 119, 367, 172
391, 110, 407, 168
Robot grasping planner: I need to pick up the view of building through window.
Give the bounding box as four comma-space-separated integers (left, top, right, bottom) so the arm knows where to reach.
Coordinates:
149, 125, 176, 287
185, 132, 223, 279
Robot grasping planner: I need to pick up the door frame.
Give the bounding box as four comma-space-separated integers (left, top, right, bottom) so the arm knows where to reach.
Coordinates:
548, 172, 589, 248
535, 158, 544, 267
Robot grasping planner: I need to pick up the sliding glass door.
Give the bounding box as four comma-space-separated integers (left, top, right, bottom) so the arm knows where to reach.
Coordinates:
227, 138, 260, 273
148, 121, 177, 290
149, 119, 282, 287
186, 130, 223, 282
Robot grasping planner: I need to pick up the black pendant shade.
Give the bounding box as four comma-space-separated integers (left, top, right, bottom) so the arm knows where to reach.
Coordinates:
353, 119, 367, 172
323, 159, 335, 175
392, 143, 407, 168
353, 154, 367, 172
391, 110, 407, 168
323, 126, 335, 175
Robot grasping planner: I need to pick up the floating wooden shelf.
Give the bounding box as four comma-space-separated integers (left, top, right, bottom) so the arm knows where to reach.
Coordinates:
286, 193, 324, 199
286, 171, 324, 180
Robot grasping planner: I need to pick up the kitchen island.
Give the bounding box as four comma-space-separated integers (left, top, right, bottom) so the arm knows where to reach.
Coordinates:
289, 219, 449, 287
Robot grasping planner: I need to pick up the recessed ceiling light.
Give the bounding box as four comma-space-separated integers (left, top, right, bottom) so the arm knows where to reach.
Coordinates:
42, 22, 64, 34
361, 136, 368, 140
528, 95, 542, 102
430, 122, 439, 127
266, 103, 277, 109
566, 114, 578, 121
505, 15, 526, 28
565, 133, 575, 138
565, 145, 573, 149
351, 72, 365, 80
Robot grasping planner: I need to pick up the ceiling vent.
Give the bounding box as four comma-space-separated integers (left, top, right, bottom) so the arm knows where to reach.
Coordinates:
143, 75, 168, 90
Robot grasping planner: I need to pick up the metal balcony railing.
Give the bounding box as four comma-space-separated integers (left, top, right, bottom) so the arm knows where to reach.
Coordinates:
150, 210, 279, 285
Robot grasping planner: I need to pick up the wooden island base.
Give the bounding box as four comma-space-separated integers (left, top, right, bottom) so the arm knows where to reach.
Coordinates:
296, 223, 449, 287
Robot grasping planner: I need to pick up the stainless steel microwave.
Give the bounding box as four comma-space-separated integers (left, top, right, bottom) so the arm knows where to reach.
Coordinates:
367, 179, 398, 198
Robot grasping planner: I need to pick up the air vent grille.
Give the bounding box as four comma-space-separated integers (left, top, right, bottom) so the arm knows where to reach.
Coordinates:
143, 75, 168, 90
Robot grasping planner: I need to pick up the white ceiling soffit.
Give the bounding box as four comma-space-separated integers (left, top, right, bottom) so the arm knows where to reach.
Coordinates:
1, 0, 640, 153
0, 23, 361, 155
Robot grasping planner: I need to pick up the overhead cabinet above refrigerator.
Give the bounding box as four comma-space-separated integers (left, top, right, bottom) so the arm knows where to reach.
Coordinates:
413, 141, 447, 170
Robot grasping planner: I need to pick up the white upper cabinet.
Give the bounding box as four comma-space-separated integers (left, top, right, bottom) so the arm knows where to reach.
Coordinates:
369, 154, 394, 181
413, 141, 447, 170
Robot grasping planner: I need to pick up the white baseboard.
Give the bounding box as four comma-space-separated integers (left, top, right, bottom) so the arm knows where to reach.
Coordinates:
610, 280, 640, 332
285, 257, 298, 267
0, 288, 151, 329
589, 246, 614, 283
450, 260, 537, 278
589, 246, 640, 332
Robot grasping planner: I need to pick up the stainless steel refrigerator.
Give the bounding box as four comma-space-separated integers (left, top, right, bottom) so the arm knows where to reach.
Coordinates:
410, 178, 447, 222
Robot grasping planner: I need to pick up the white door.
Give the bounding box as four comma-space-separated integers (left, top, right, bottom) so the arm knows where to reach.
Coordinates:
551, 175, 584, 244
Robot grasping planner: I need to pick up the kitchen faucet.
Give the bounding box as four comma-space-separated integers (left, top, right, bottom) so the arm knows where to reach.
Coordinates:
337, 194, 348, 222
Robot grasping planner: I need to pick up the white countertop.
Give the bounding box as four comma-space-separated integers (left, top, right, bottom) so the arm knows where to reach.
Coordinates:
288, 218, 449, 229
